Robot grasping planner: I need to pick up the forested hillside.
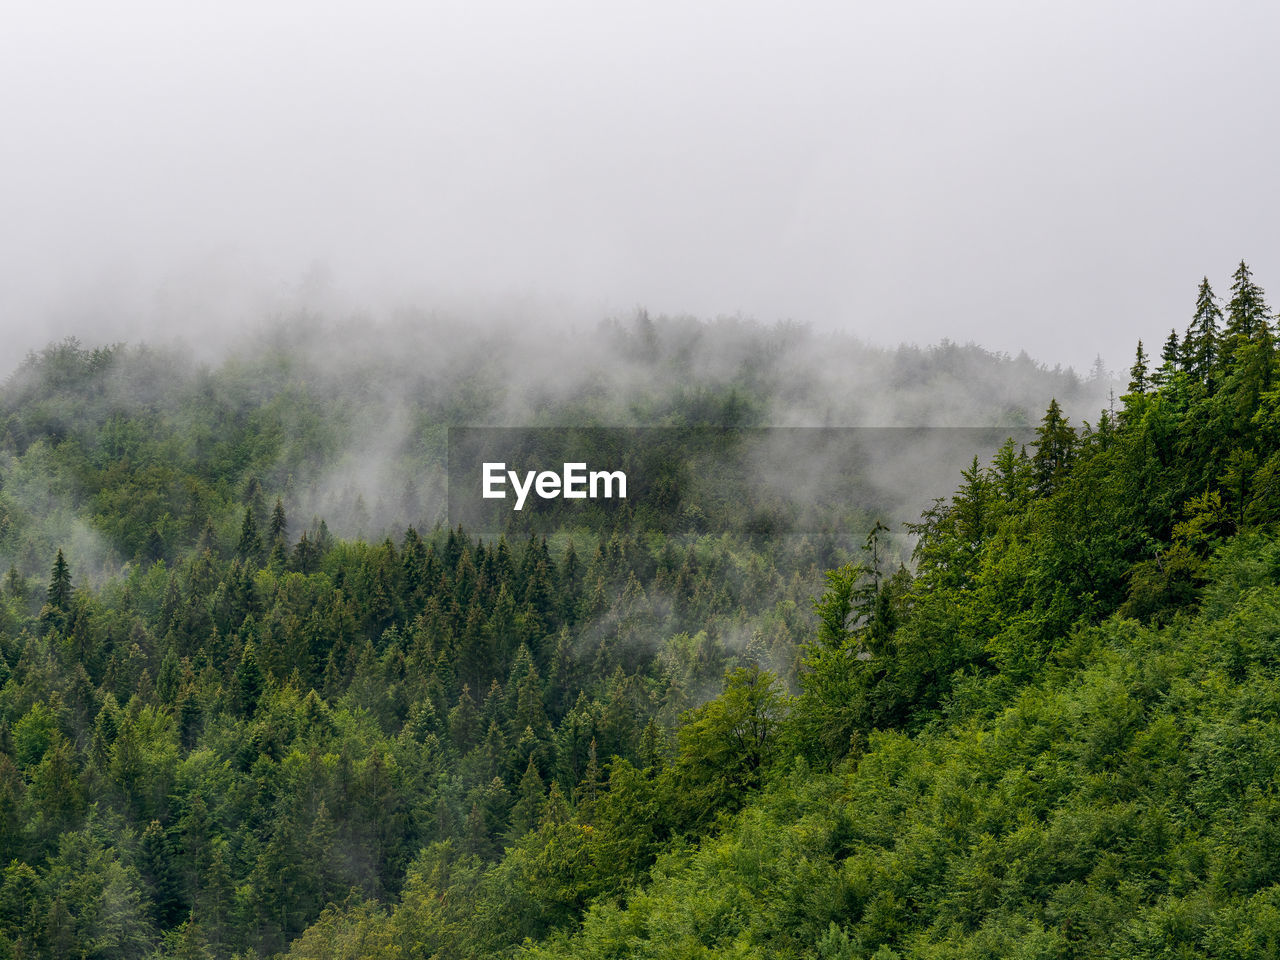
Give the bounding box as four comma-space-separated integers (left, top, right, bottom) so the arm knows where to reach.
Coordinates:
266, 262, 1280, 960
9, 283, 1264, 960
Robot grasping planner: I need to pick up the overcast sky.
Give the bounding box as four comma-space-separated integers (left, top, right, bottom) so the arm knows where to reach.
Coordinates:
2, 0, 1277, 373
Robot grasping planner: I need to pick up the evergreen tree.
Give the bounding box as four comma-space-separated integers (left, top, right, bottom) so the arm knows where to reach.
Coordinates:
139, 820, 184, 928
572, 738, 604, 822
268, 497, 287, 545
234, 641, 264, 716
1031, 398, 1076, 495
3, 565, 24, 602
1222, 260, 1272, 367
508, 756, 546, 838
236, 507, 262, 563
1151, 328, 1181, 388
40, 549, 73, 634
1127, 340, 1149, 394
1184, 276, 1221, 387
46, 549, 72, 614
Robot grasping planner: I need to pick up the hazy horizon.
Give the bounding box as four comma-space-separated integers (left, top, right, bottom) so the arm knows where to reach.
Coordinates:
3, 1, 1278, 373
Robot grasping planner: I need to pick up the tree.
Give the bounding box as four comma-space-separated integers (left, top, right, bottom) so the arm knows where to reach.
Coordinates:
508, 757, 546, 838
1223, 260, 1272, 367
1184, 276, 1221, 387
139, 819, 184, 928
236, 506, 262, 563
672, 666, 783, 826
40, 549, 73, 634
48, 549, 72, 610
1032, 399, 1076, 495
1127, 340, 1149, 394
269, 497, 288, 545
234, 641, 264, 716
812, 562, 861, 650
1151, 328, 1181, 388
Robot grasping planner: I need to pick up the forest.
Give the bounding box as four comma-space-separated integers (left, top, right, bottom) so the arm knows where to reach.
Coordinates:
0, 263, 1274, 958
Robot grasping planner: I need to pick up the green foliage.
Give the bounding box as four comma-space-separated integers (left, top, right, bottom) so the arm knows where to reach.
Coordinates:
0, 274, 1277, 956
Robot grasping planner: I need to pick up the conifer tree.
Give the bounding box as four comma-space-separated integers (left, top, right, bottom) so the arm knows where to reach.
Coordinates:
1223, 260, 1272, 368
46, 549, 72, 614
244, 474, 265, 528
574, 738, 603, 812
991, 438, 1033, 503
508, 756, 546, 837
1128, 340, 1149, 394
1184, 276, 1222, 387
1151, 328, 1181, 388
234, 641, 263, 716
268, 497, 287, 545
236, 506, 262, 563
40, 549, 73, 634
139, 820, 184, 927
1031, 399, 1076, 495
3, 565, 23, 601
448, 685, 481, 752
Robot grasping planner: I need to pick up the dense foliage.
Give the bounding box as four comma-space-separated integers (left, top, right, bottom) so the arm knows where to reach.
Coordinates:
12, 291, 1263, 958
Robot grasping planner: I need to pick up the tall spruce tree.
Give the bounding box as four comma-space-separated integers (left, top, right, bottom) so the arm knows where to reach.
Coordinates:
1184, 276, 1221, 388
236, 506, 262, 563
1032, 398, 1076, 495
1128, 340, 1149, 394
1223, 260, 1272, 368
268, 497, 287, 545
1151, 328, 1181, 388
40, 549, 73, 634
46, 549, 72, 613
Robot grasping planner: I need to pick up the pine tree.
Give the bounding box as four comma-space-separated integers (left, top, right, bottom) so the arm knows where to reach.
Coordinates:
268, 497, 287, 545
139, 819, 184, 928
575, 738, 603, 814
1031, 399, 1076, 495
448, 685, 481, 753
243, 474, 266, 528
991, 438, 1033, 503
639, 717, 666, 771
1223, 260, 1272, 367
236, 506, 262, 563
234, 641, 263, 716
156, 650, 181, 703
1184, 276, 1221, 387
1088, 354, 1108, 385
1128, 340, 1149, 394
3, 565, 24, 601
40, 549, 73, 635
1151, 328, 1181, 388
46, 549, 72, 614
508, 756, 546, 838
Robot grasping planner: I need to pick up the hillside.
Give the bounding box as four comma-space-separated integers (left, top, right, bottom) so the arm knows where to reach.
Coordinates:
274, 262, 1280, 959
2, 278, 1267, 958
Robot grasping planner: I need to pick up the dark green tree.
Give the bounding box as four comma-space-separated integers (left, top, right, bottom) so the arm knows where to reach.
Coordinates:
1151, 328, 1181, 388
236, 506, 262, 564
509, 756, 546, 838
1031, 398, 1076, 495
139, 819, 184, 927
1184, 276, 1221, 387
234, 641, 264, 716
40, 549, 73, 634
1127, 340, 1149, 394
268, 497, 287, 545
1223, 260, 1272, 367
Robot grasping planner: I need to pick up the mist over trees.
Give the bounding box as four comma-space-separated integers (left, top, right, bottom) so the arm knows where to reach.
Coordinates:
4, 264, 1275, 958
0, 311, 1101, 573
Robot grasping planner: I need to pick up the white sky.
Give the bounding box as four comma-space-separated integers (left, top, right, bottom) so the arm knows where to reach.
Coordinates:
2, 0, 1277, 373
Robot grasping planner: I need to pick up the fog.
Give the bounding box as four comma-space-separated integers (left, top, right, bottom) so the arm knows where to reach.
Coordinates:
3, 1, 1278, 374
1, 313, 1103, 584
